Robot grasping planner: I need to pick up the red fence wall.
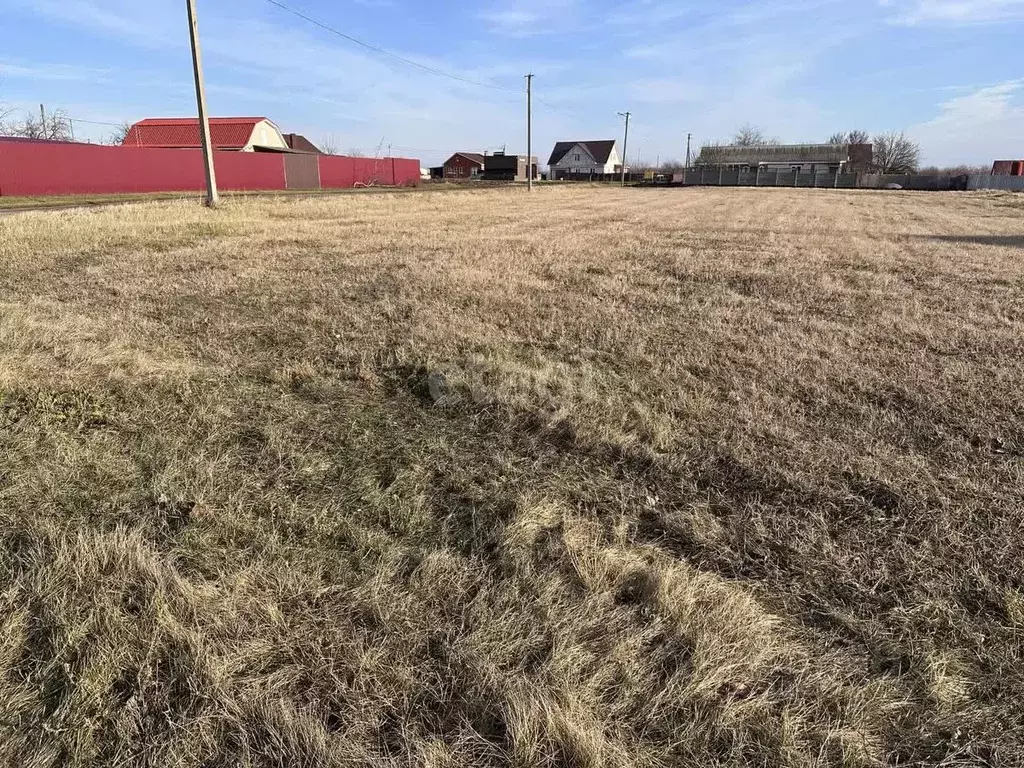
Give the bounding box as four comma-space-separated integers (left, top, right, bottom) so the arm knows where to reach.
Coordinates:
0, 139, 420, 197
318, 156, 420, 188
0, 140, 286, 196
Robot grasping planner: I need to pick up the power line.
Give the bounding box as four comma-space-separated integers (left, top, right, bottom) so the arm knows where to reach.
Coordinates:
68, 117, 124, 128
264, 0, 520, 93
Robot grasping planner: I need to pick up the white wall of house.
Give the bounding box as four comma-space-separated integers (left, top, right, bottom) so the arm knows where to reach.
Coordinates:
244, 119, 289, 152
552, 143, 620, 175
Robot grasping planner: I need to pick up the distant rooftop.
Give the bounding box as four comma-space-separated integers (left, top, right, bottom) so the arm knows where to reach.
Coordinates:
698, 143, 860, 165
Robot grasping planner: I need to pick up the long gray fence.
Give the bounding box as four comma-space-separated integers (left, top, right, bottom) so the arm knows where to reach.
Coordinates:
669, 168, 858, 188
657, 169, 1024, 192
966, 174, 1024, 191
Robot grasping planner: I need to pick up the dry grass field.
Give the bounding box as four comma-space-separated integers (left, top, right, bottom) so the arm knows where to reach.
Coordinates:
1, 186, 1022, 767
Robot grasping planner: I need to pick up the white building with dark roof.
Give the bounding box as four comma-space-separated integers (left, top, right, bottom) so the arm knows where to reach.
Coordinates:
548, 140, 622, 179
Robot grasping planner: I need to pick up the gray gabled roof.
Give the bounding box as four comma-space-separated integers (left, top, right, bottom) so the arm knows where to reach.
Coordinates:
699, 144, 851, 165
548, 140, 617, 166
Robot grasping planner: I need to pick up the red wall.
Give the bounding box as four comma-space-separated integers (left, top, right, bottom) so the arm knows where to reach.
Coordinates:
318, 155, 420, 188
0, 139, 419, 197
0, 141, 285, 196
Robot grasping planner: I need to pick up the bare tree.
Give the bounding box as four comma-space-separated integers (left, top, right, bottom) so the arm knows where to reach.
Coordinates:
4, 108, 74, 141
0, 79, 14, 128
873, 131, 920, 173
347, 147, 365, 158
733, 124, 779, 147
105, 122, 131, 145
920, 164, 990, 176
734, 124, 763, 146
320, 134, 339, 155
829, 130, 870, 146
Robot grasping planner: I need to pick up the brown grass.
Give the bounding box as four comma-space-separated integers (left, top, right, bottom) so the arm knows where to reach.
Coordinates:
1, 186, 1023, 767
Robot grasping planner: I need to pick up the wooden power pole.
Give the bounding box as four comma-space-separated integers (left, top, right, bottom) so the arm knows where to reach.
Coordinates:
186, 0, 219, 207
526, 73, 534, 191
618, 111, 631, 187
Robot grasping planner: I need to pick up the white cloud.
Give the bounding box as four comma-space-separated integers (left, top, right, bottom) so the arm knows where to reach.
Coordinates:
911, 80, 1024, 165
0, 61, 112, 83
477, 0, 578, 36
630, 77, 707, 104
881, 0, 1024, 24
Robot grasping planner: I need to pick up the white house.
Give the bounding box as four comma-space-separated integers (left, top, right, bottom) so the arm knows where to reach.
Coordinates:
548, 140, 622, 179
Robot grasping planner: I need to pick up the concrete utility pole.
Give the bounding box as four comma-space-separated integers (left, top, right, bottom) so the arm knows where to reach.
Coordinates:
685, 133, 692, 168
186, 0, 219, 207
525, 73, 534, 190
618, 111, 631, 186
39, 104, 46, 138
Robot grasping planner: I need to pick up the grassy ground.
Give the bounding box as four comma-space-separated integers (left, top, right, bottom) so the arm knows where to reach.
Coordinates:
0, 184, 444, 212
1, 186, 1022, 767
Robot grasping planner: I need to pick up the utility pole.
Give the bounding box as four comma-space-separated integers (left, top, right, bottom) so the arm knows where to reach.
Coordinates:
39, 104, 46, 139
186, 0, 219, 207
685, 133, 692, 168
618, 111, 631, 186
525, 73, 534, 190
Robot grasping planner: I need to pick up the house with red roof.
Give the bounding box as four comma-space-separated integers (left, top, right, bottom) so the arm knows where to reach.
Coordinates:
122, 117, 289, 152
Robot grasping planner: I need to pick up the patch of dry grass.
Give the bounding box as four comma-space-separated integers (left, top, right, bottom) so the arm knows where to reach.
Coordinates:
1, 186, 1023, 766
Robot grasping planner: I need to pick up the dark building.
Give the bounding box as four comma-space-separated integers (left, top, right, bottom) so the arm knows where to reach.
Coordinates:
697, 143, 873, 174
283, 134, 322, 154
482, 152, 538, 182
443, 152, 485, 180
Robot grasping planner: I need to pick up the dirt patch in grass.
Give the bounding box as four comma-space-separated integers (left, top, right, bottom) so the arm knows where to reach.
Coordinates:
1, 187, 1022, 766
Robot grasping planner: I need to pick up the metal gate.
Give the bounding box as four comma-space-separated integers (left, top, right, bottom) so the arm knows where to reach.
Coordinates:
284, 153, 321, 190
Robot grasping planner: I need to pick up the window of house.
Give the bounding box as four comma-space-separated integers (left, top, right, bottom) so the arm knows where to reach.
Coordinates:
574, 154, 580, 161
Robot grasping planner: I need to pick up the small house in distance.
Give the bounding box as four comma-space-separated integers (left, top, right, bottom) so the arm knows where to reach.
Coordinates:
696, 143, 873, 174
483, 152, 538, 181
548, 140, 621, 179
123, 117, 290, 152
443, 152, 486, 180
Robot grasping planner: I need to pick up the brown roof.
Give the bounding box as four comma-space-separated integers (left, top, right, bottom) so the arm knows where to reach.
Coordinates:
445, 152, 486, 167
548, 140, 617, 166
283, 133, 322, 153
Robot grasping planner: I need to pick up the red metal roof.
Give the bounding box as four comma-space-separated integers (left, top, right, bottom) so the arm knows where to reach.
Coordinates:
122, 117, 269, 149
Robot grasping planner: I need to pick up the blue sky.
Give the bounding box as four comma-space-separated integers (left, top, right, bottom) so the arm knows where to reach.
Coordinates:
1, 0, 1022, 167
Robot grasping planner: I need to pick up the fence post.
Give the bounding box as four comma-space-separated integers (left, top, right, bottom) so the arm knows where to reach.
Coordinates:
718, 166, 723, 186
834, 169, 839, 189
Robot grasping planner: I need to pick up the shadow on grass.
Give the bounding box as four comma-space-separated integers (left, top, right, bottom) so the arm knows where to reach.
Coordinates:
915, 234, 1024, 248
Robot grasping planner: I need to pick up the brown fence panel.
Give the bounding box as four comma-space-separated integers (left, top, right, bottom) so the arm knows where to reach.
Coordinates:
284, 153, 321, 190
